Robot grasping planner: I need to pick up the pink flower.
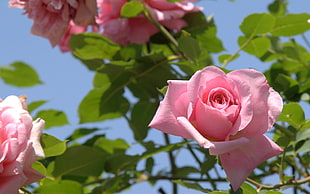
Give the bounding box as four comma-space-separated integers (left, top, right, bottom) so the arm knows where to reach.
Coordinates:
0, 95, 45, 194
8, 0, 97, 47
96, 0, 202, 45
149, 66, 283, 191
58, 21, 88, 52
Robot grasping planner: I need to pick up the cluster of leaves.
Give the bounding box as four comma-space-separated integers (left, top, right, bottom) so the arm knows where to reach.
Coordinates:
1, 0, 309, 193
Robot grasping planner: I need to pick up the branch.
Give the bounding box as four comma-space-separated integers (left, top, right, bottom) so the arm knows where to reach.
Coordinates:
246, 176, 310, 191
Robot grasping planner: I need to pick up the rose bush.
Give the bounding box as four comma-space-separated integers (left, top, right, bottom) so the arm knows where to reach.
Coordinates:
8, 0, 97, 46
96, 0, 201, 45
0, 95, 45, 194
149, 66, 283, 191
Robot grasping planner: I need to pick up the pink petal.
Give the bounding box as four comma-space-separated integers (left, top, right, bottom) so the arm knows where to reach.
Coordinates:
193, 99, 233, 140
160, 19, 188, 31
187, 66, 227, 103
30, 119, 45, 158
149, 80, 193, 139
219, 135, 283, 191
228, 69, 283, 135
0, 174, 25, 194
176, 116, 213, 148
73, 0, 97, 26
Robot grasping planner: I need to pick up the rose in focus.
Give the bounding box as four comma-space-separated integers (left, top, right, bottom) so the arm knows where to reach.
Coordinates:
149, 66, 283, 191
96, 0, 202, 45
8, 0, 97, 46
0, 95, 45, 194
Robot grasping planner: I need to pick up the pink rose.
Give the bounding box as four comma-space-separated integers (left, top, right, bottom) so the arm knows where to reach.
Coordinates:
8, 0, 97, 47
58, 21, 88, 52
149, 66, 283, 191
96, 0, 202, 45
0, 96, 45, 194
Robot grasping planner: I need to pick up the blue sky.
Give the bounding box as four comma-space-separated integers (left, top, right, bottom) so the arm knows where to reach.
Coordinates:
1, 0, 310, 193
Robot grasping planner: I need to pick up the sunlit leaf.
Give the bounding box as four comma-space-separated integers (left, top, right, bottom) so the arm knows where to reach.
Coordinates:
36, 109, 69, 129
238, 36, 271, 57
41, 134, 67, 157
278, 103, 305, 128
28, 100, 48, 113
271, 13, 310, 36
0, 62, 42, 87
121, 1, 144, 18
240, 13, 275, 37
35, 180, 83, 194
70, 33, 120, 60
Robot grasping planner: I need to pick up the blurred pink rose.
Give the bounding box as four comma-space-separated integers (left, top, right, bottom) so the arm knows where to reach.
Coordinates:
96, 0, 202, 45
8, 0, 97, 47
149, 66, 283, 191
0, 96, 45, 194
58, 21, 88, 52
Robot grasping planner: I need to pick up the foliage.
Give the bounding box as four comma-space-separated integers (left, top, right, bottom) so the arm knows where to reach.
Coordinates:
3, 0, 310, 193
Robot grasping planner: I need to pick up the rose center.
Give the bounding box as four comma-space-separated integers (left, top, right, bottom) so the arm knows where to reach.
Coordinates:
205, 88, 236, 109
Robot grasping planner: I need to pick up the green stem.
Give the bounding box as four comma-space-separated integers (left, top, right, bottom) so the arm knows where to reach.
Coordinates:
221, 36, 254, 68
184, 139, 217, 190
164, 133, 178, 194
143, 6, 179, 47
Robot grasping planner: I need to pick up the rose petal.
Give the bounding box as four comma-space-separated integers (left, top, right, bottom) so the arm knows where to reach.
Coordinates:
149, 80, 192, 139
30, 118, 45, 158
176, 116, 213, 148
228, 69, 283, 135
187, 66, 227, 103
219, 135, 283, 191
0, 174, 25, 194
193, 99, 233, 140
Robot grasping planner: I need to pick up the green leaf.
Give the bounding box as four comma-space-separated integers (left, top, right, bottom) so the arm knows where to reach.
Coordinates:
28, 100, 48, 113
70, 33, 120, 60
275, 74, 300, 101
0, 62, 42, 87
295, 139, 310, 153
35, 180, 83, 194
104, 154, 140, 173
240, 13, 275, 37
271, 13, 310, 36
268, 0, 287, 16
238, 36, 271, 57
93, 137, 129, 154
218, 54, 239, 64
121, 1, 144, 18
36, 109, 69, 129
278, 103, 305, 128
296, 128, 310, 142
141, 141, 189, 160
129, 101, 157, 141
173, 180, 211, 193
240, 183, 258, 194
174, 166, 199, 177
66, 128, 100, 141
41, 134, 67, 157
78, 87, 130, 123
53, 145, 107, 177
32, 161, 47, 176
178, 35, 201, 63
